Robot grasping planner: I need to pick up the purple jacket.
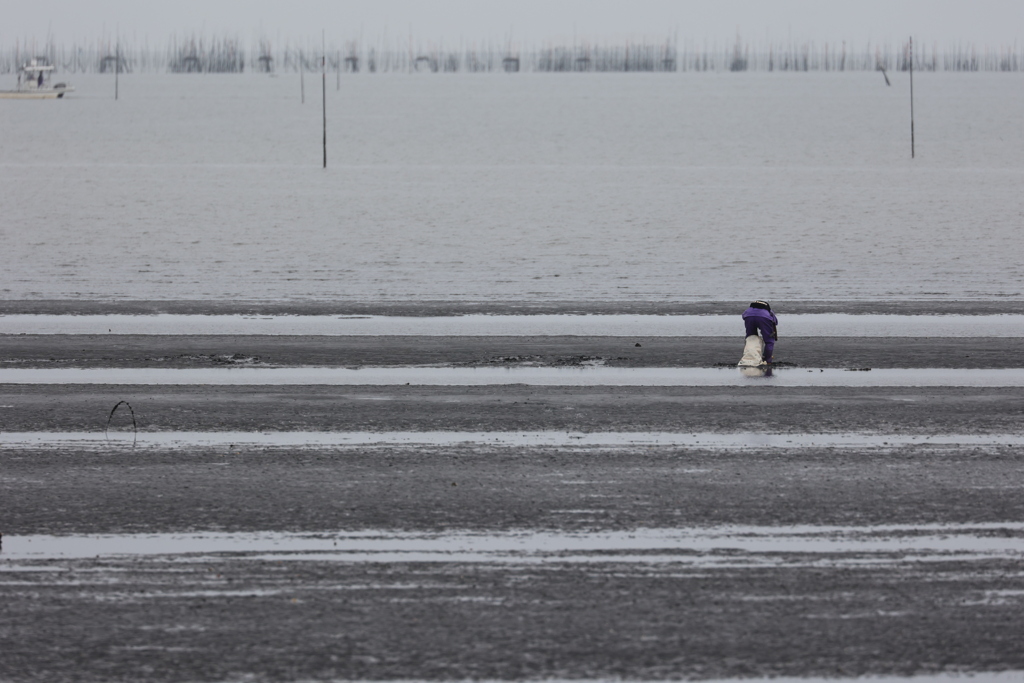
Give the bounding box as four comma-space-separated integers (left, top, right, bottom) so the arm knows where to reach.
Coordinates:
742, 307, 778, 361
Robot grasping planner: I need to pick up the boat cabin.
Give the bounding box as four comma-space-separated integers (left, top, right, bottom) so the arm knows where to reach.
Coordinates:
2, 59, 73, 98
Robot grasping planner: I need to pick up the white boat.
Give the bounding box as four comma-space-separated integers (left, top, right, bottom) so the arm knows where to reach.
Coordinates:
0, 59, 74, 99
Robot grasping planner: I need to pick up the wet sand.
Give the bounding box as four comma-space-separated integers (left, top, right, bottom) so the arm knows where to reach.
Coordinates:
3, 321, 1024, 681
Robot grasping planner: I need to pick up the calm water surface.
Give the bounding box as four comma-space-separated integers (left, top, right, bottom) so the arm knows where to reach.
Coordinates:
3, 72, 1022, 303
4, 366, 1024, 386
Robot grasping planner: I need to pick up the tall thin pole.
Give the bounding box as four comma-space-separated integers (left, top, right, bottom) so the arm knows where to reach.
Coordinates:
300, 50, 305, 103
909, 36, 915, 159
115, 28, 119, 100
322, 31, 327, 169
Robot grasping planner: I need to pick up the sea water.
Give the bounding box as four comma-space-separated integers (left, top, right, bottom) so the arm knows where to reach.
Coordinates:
2, 71, 1022, 303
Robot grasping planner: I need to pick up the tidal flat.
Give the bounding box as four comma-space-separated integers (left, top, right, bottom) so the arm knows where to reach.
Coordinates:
3, 330, 1024, 681
3, 441, 1024, 681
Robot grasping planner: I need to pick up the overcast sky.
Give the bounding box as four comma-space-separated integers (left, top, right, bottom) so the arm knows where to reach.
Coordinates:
4, 0, 1022, 46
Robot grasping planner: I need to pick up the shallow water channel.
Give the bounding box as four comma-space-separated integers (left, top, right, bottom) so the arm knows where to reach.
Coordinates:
3, 431, 1023, 450
3, 366, 1024, 387
3, 314, 1024, 336
5, 523, 1024, 564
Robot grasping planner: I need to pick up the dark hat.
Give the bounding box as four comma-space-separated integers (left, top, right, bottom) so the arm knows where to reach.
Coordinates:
749, 300, 772, 310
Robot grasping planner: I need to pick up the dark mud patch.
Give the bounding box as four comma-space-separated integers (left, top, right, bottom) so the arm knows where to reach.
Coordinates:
5, 444, 1024, 535
457, 354, 620, 367
150, 353, 263, 366
2, 385, 1023, 434
2, 336, 1022, 369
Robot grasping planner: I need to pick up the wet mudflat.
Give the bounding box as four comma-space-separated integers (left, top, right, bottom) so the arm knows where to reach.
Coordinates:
5, 444, 1024, 534
2, 384, 1023, 434
3, 445, 1024, 681
4, 544, 1023, 681
2, 334, 1022, 368
4, 334, 1024, 680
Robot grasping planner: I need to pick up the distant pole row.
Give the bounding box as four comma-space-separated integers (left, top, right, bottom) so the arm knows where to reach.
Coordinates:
5, 37, 1023, 74
910, 37, 915, 159
99, 30, 922, 165
322, 30, 327, 169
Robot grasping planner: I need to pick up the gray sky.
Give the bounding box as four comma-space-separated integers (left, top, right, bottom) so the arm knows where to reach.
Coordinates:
4, 0, 1022, 46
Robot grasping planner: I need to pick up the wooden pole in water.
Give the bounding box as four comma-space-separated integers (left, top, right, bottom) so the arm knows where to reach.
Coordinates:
322, 31, 327, 169
909, 36, 915, 159
300, 50, 305, 103
115, 28, 119, 100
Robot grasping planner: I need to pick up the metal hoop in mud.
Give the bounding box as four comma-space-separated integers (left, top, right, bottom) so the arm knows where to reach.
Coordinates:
105, 400, 138, 447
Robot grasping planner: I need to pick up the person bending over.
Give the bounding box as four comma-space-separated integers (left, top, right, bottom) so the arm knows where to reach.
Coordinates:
742, 300, 779, 364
